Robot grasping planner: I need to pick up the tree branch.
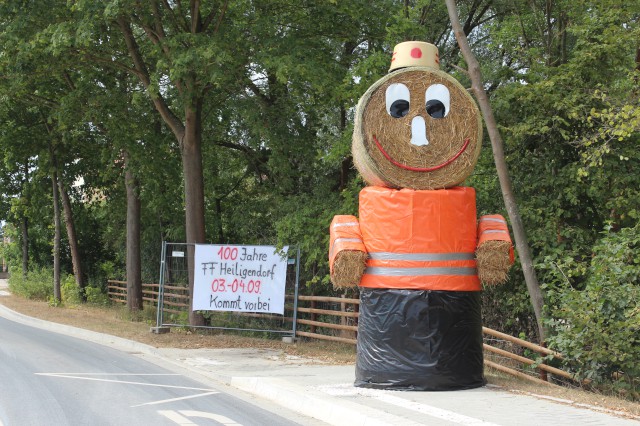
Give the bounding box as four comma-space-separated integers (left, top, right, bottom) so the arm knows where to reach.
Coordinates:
445, 0, 545, 342
75, 48, 145, 80
190, 0, 201, 33
25, 93, 59, 108
116, 18, 151, 86
140, 2, 185, 95
160, 0, 189, 32
150, 0, 170, 47
245, 78, 272, 107
62, 71, 76, 91
214, 140, 270, 178
117, 15, 185, 140
202, 0, 228, 34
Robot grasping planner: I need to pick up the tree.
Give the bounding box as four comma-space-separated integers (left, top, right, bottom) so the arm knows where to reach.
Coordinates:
476, 0, 639, 361
0, 1, 89, 292
124, 150, 142, 311
445, 0, 546, 341
0, 103, 40, 277
66, 1, 257, 324
49, 143, 62, 303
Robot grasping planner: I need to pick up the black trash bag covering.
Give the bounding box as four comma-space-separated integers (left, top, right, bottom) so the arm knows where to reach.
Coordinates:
355, 288, 485, 391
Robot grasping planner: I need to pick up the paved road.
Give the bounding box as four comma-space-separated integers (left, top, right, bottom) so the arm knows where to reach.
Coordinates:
1, 278, 638, 426
0, 315, 317, 426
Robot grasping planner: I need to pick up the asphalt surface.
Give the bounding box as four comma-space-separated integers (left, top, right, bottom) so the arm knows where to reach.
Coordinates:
0, 316, 304, 426
1, 279, 638, 426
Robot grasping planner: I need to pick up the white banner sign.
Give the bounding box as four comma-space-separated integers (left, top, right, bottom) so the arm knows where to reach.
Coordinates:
192, 244, 289, 314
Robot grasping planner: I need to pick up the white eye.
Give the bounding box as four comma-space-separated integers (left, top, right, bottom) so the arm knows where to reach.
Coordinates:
386, 83, 410, 118
425, 84, 450, 118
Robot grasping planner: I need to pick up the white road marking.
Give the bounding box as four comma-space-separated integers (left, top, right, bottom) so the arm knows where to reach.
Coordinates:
158, 410, 243, 426
132, 391, 218, 407
158, 410, 197, 425
39, 373, 180, 376
35, 373, 218, 392
179, 410, 242, 425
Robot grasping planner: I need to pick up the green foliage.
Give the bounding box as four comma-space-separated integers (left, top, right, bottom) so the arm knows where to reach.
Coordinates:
61, 275, 82, 306
546, 223, 640, 397
8, 267, 53, 300
7, 262, 111, 308
84, 286, 111, 307
0, 224, 21, 273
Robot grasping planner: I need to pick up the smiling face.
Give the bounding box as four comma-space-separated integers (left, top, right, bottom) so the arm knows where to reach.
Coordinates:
352, 67, 482, 190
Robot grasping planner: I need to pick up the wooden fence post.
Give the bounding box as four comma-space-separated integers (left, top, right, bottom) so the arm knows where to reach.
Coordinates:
310, 299, 317, 334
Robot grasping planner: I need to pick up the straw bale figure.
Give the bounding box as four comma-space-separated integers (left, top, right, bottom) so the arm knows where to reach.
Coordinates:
329, 42, 514, 390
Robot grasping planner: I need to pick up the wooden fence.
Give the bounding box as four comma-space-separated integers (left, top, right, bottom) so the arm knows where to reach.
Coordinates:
293, 293, 573, 386
107, 280, 571, 386
107, 280, 189, 314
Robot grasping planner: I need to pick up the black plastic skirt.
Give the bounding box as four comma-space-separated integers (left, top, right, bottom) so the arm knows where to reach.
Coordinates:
355, 288, 485, 391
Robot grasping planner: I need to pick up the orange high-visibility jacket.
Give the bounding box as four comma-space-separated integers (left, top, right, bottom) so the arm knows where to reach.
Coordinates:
329, 186, 512, 291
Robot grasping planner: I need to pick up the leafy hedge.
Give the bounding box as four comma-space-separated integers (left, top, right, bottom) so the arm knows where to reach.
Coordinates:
8, 267, 110, 307
8, 267, 54, 301
546, 223, 640, 399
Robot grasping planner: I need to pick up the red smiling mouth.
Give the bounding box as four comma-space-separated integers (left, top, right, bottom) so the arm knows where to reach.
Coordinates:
373, 135, 471, 172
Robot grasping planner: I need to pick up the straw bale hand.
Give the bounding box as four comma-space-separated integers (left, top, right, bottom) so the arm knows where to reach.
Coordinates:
331, 250, 368, 289
476, 240, 513, 286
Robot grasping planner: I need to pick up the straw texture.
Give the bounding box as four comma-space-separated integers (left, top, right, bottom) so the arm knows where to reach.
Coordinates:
331, 250, 368, 289
353, 67, 482, 190
476, 240, 512, 285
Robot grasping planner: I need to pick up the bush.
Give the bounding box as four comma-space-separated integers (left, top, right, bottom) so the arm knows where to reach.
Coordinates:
85, 286, 111, 306
546, 223, 640, 399
61, 275, 83, 306
7, 264, 113, 309
8, 267, 54, 301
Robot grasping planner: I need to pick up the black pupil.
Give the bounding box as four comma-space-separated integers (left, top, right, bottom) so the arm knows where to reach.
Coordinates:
426, 100, 446, 118
389, 100, 409, 118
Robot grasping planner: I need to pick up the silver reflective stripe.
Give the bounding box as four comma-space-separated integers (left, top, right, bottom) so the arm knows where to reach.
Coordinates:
365, 267, 477, 276
334, 238, 363, 243
480, 217, 506, 224
332, 222, 359, 228
481, 230, 508, 234
368, 252, 474, 261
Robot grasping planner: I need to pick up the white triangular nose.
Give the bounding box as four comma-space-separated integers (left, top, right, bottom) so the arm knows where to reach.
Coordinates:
410, 116, 429, 146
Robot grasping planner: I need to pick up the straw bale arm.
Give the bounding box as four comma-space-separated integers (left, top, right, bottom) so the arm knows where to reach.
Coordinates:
477, 240, 512, 285
331, 250, 368, 289
476, 215, 514, 285
329, 215, 367, 289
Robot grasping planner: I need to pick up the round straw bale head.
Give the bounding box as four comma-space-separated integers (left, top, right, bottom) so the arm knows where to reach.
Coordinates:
353, 67, 482, 190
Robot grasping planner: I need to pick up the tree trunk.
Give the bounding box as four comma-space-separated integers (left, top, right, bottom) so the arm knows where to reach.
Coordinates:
125, 151, 143, 311
20, 216, 28, 279
182, 101, 206, 326
215, 198, 224, 243
635, 46, 640, 89
20, 160, 29, 278
445, 0, 546, 342
52, 171, 62, 303
58, 179, 85, 298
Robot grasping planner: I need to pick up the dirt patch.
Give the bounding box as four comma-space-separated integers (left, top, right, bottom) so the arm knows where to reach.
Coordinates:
0, 293, 638, 418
